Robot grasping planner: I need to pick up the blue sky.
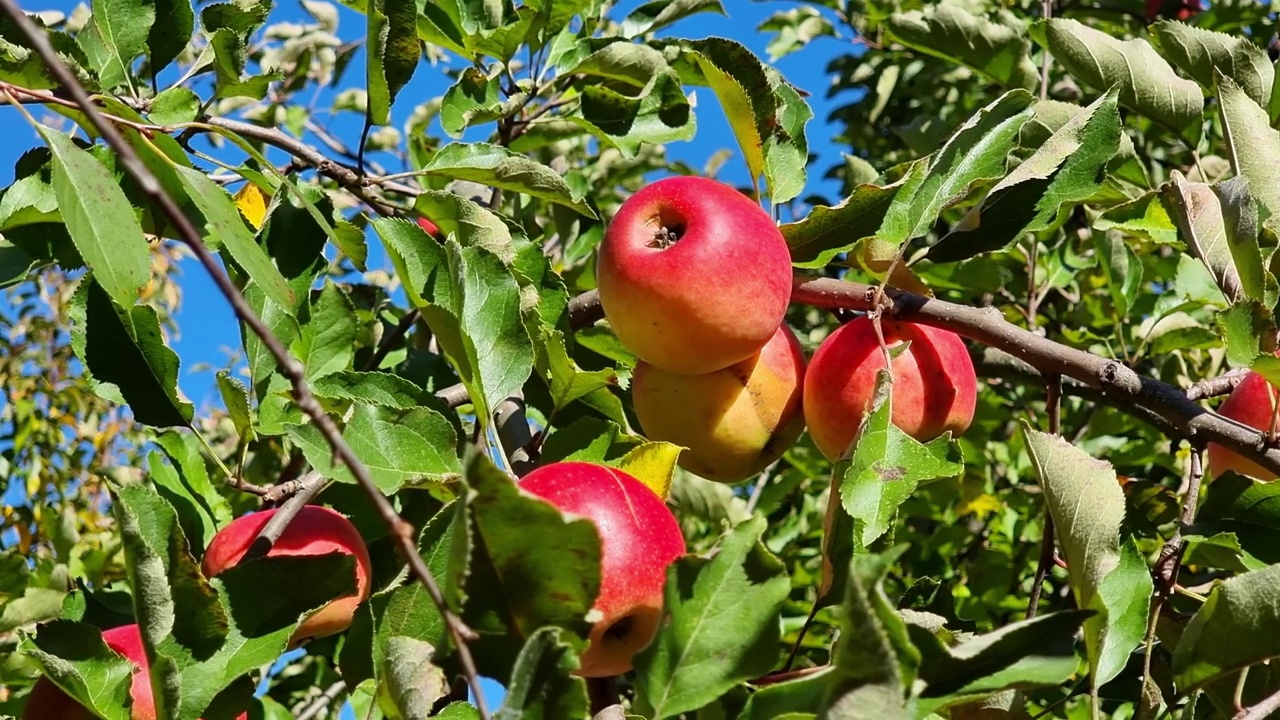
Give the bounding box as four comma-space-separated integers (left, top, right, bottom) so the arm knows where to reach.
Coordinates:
1, 0, 856, 714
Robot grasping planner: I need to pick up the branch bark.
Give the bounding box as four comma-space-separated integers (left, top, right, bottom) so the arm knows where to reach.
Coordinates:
0, 5, 489, 717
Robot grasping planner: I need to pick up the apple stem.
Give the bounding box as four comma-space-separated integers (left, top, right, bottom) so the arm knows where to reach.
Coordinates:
646, 224, 683, 249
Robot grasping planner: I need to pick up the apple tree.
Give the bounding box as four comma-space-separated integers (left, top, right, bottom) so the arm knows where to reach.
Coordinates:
1, 0, 1279, 718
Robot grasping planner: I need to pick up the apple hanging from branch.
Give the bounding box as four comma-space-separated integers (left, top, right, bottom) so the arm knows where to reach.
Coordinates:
518, 461, 686, 678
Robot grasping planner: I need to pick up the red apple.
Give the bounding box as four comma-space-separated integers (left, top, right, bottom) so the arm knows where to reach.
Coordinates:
633, 324, 807, 483
417, 216, 441, 237
1207, 370, 1280, 482
596, 176, 794, 375
23, 624, 247, 720
201, 505, 372, 646
804, 316, 977, 460
518, 461, 686, 677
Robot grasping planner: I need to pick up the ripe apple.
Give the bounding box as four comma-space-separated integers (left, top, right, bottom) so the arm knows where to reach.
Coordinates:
804, 315, 977, 461
201, 505, 372, 646
518, 461, 686, 677
596, 175, 794, 375
23, 624, 247, 720
632, 324, 807, 483
417, 216, 441, 237
1207, 370, 1279, 482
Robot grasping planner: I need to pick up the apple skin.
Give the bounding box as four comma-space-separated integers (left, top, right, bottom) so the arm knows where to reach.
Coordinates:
596, 175, 794, 375
633, 324, 807, 483
23, 624, 247, 720
1207, 371, 1279, 482
416, 216, 441, 237
518, 461, 686, 678
803, 316, 977, 461
201, 505, 373, 646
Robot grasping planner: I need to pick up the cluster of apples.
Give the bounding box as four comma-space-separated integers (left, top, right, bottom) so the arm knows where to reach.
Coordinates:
598, 176, 979, 478
24, 506, 373, 719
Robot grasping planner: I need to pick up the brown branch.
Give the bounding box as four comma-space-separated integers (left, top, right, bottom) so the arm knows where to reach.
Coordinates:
1186, 369, 1249, 401
790, 274, 1280, 476
1154, 446, 1204, 593
0, 5, 489, 717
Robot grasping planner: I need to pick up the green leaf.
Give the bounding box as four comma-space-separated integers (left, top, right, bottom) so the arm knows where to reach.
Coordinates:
366, 0, 420, 126
820, 546, 915, 718
1038, 18, 1203, 146
184, 553, 358, 718
842, 371, 964, 548
381, 636, 449, 720
290, 281, 357, 382
784, 180, 901, 267
885, 3, 1038, 90
1197, 474, 1280, 565
175, 165, 294, 310
758, 6, 836, 62
1022, 425, 1153, 690
1218, 73, 1280, 233
879, 89, 1036, 246
534, 327, 618, 413
376, 218, 534, 418
1093, 229, 1143, 317
738, 667, 835, 719
289, 402, 462, 493
912, 609, 1092, 711
76, 0, 154, 90
621, 0, 725, 37
633, 516, 790, 719
148, 86, 200, 126
69, 277, 194, 427
1150, 20, 1273, 108
36, 125, 149, 310
931, 89, 1122, 262
148, 429, 231, 553
1173, 563, 1280, 691
114, 483, 228, 719
666, 37, 812, 204
418, 143, 596, 217
1161, 172, 1266, 305
569, 65, 696, 156
311, 371, 437, 408
147, 0, 193, 76
215, 370, 254, 442
1216, 300, 1272, 368
412, 190, 516, 263
440, 67, 529, 138
1094, 190, 1181, 247
207, 28, 281, 99
448, 453, 601, 680
20, 620, 134, 720
494, 627, 590, 720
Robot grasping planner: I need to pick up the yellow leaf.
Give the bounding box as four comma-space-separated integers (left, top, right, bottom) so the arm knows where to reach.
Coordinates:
616, 442, 684, 502
234, 182, 270, 230
958, 493, 1003, 520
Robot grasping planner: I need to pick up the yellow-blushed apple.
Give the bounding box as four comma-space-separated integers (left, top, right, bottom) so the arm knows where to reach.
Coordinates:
804, 316, 977, 461
200, 505, 372, 646
596, 176, 794, 375
632, 324, 807, 483
23, 624, 248, 720
518, 461, 685, 678
1207, 370, 1279, 481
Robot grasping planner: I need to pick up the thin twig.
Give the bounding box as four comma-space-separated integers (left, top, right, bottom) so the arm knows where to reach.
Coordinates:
1154, 446, 1205, 592
1235, 685, 1280, 720
0, 5, 489, 717
1027, 374, 1062, 620
363, 309, 421, 372
296, 680, 347, 720
1186, 369, 1249, 401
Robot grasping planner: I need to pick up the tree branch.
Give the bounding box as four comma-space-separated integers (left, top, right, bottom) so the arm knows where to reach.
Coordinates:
0, 5, 488, 717
1235, 685, 1280, 720
1186, 369, 1249, 401
1026, 374, 1061, 619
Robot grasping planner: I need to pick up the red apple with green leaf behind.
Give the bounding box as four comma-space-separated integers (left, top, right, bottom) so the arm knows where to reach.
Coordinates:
1207, 369, 1280, 482
596, 176, 794, 376
633, 324, 807, 483
201, 505, 372, 647
23, 624, 247, 720
518, 461, 686, 677
417, 216, 441, 238
804, 315, 977, 461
